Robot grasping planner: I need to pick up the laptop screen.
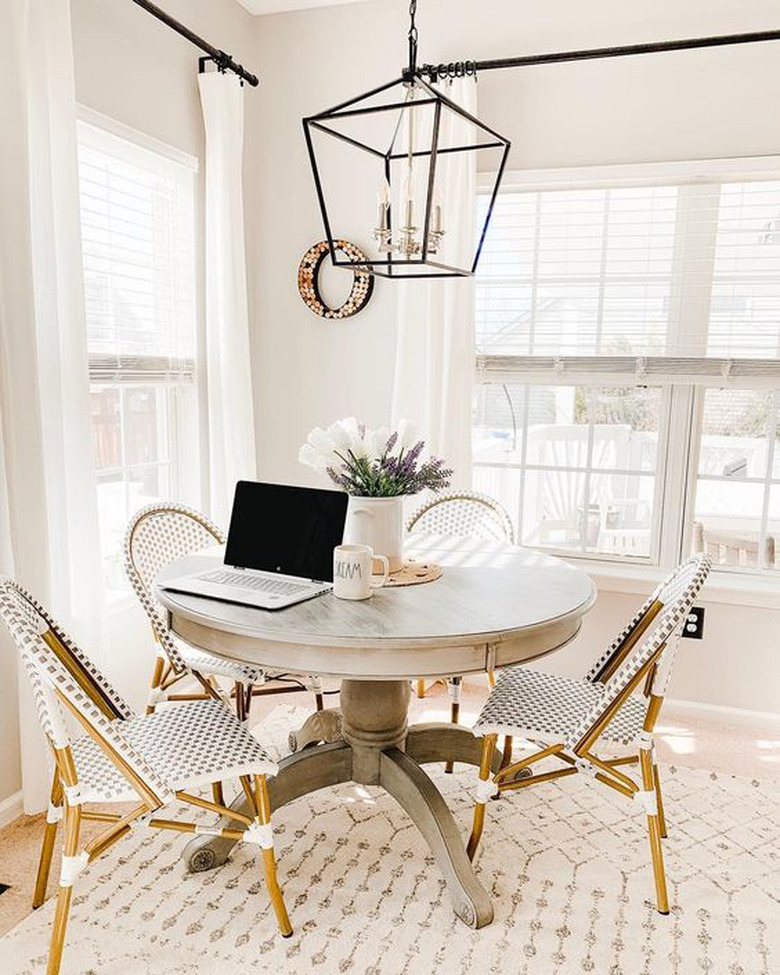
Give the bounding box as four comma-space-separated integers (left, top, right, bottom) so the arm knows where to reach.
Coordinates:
224, 481, 349, 582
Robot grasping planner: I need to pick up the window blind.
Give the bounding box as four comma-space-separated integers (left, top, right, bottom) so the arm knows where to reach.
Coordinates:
477, 167, 780, 386
77, 120, 197, 384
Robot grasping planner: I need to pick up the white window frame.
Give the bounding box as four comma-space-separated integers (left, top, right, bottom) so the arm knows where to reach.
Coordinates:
77, 107, 201, 592
476, 158, 780, 597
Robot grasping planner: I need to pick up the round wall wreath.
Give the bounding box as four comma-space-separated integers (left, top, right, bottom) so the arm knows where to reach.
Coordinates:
297, 240, 375, 320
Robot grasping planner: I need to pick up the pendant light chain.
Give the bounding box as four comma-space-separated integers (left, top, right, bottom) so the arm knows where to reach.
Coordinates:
407, 0, 419, 78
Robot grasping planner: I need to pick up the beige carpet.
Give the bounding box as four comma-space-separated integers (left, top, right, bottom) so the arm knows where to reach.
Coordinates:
2, 704, 779, 975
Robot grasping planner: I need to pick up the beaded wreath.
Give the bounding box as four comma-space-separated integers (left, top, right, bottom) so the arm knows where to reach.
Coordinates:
297, 240, 374, 320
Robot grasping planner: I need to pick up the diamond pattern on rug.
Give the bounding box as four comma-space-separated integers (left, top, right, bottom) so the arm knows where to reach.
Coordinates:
3, 706, 779, 975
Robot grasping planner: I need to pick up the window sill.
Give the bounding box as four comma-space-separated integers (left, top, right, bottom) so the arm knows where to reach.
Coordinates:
585, 560, 780, 610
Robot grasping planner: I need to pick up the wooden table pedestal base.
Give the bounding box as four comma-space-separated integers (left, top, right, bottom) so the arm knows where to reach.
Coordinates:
184, 680, 501, 929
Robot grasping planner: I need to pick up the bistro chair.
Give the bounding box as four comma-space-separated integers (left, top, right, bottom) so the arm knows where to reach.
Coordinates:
407, 490, 515, 771
467, 553, 712, 915
125, 502, 325, 722
0, 578, 292, 975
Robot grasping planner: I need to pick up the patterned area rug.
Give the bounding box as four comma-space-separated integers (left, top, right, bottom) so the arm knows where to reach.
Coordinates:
3, 706, 779, 975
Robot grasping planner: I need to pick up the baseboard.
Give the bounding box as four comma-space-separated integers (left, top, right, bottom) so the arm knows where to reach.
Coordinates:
666, 696, 780, 726
0, 790, 23, 829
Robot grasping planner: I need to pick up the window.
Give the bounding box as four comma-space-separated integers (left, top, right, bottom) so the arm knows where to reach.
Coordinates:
475, 161, 780, 577
78, 115, 200, 587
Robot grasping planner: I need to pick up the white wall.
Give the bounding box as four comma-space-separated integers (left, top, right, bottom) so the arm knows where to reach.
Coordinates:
245, 0, 780, 715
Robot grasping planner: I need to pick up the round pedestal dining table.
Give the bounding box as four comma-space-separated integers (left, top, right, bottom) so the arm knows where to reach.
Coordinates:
156, 533, 596, 929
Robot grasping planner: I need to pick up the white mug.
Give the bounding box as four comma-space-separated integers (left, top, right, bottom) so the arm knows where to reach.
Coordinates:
333, 544, 390, 600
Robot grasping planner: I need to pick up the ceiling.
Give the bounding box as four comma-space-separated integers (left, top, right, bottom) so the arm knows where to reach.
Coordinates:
235, 0, 369, 14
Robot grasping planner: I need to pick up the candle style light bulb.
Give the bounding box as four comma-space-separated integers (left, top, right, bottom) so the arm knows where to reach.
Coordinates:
377, 178, 391, 230
402, 170, 415, 228
432, 183, 444, 234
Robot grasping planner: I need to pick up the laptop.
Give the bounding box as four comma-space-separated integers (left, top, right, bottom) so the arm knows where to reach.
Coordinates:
159, 481, 349, 610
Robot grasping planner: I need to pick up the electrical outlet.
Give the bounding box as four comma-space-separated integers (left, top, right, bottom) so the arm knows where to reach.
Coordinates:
682, 606, 705, 640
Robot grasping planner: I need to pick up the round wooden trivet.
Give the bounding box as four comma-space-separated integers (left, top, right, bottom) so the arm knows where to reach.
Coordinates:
384, 559, 442, 587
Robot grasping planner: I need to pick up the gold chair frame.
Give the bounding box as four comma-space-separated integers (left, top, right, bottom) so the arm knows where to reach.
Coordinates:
0, 581, 292, 975
406, 490, 515, 771
467, 555, 711, 915
125, 502, 326, 722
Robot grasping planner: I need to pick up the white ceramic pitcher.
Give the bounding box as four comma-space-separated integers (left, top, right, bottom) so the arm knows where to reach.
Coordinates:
343, 496, 404, 573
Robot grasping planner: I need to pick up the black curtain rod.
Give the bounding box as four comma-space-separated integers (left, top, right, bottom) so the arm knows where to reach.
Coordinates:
130, 0, 259, 87
418, 28, 780, 80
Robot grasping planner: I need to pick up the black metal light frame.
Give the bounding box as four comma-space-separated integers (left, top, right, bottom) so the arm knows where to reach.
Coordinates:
302, 3, 780, 280
302, 75, 511, 279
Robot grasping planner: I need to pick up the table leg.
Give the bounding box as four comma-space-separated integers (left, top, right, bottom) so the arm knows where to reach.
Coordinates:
184, 742, 353, 872
184, 680, 494, 929
287, 708, 343, 752
379, 748, 493, 929
405, 722, 504, 773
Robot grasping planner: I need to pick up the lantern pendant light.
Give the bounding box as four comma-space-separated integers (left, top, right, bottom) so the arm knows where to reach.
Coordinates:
302, 0, 511, 279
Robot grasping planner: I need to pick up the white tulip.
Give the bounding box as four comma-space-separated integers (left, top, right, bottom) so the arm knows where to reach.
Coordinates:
298, 443, 331, 473
340, 417, 361, 440
326, 420, 352, 453
373, 426, 390, 455
308, 427, 338, 458
362, 429, 379, 460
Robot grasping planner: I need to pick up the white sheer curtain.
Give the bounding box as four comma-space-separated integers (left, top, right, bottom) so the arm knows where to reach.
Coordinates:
391, 77, 478, 489
198, 72, 257, 526
0, 0, 106, 812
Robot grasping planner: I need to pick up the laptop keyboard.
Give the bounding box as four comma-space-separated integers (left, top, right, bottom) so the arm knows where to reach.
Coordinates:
198, 570, 311, 596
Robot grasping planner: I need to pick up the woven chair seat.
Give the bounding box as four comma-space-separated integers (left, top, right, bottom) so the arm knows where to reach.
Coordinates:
70, 699, 276, 803
175, 638, 266, 685
473, 667, 647, 747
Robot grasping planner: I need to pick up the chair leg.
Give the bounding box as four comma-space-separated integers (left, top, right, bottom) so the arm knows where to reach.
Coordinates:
146, 655, 165, 715
303, 675, 325, 711
211, 782, 226, 806
415, 679, 427, 699
653, 761, 667, 838
466, 734, 497, 861
500, 735, 514, 771
33, 771, 63, 909
640, 747, 669, 914
254, 774, 292, 937
235, 682, 246, 722
47, 802, 82, 975
487, 671, 496, 689
444, 677, 462, 774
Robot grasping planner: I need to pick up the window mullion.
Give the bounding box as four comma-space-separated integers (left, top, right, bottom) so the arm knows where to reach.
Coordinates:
666, 182, 720, 356
580, 389, 597, 553
659, 183, 719, 568
757, 391, 778, 569
674, 384, 703, 567
517, 195, 542, 542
